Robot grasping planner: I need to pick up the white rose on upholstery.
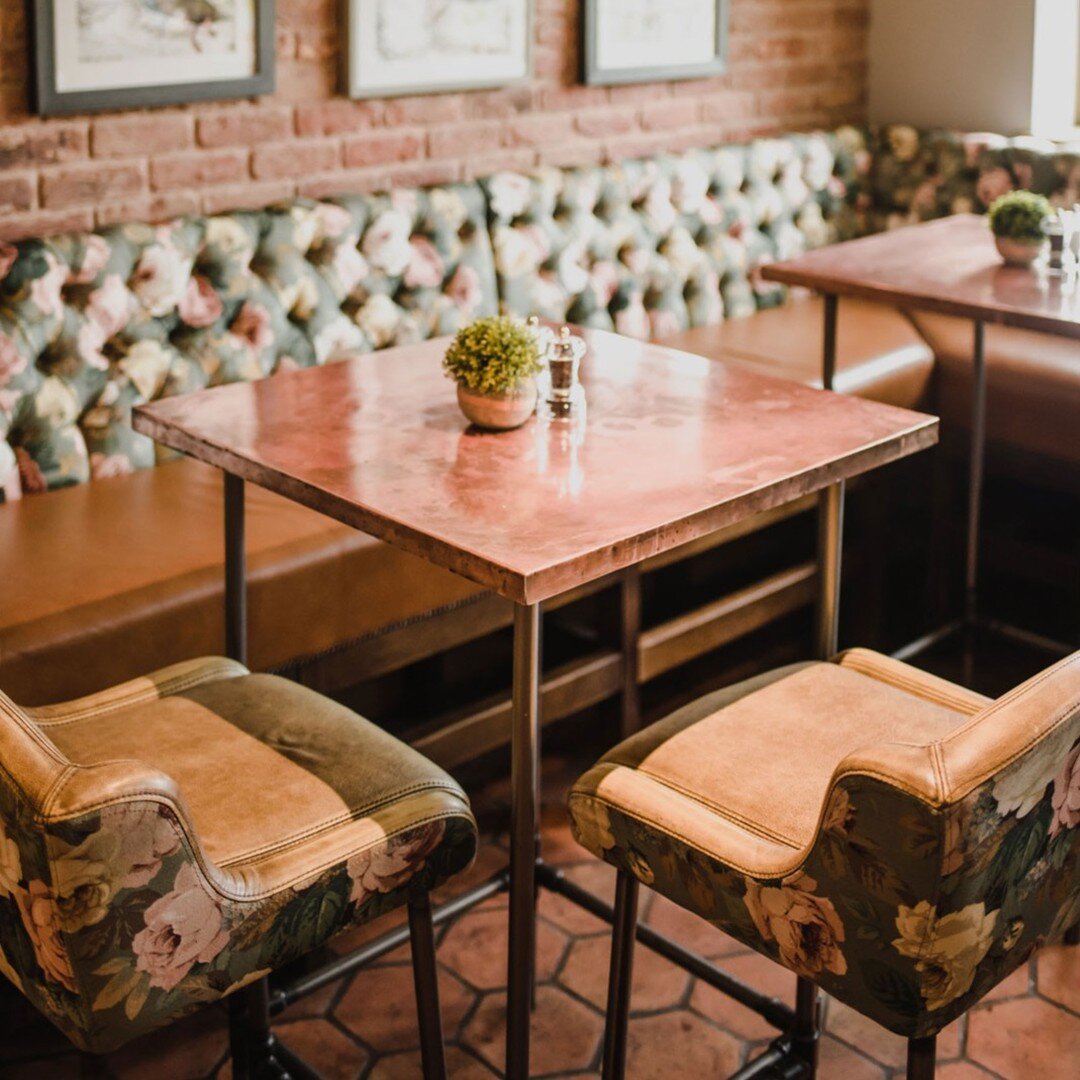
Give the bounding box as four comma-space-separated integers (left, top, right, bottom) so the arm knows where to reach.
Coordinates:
49, 829, 125, 932
363, 210, 413, 278
671, 159, 710, 216
120, 340, 173, 401
659, 227, 704, 277
404, 237, 446, 290
86, 274, 131, 340
90, 453, 134, 480
0, 330, 28, 389
1050, 744, 1080, 838
71, 234, 111, 285
494, 225, 550, 279
34, 377, 80, 427
0, 819, 21, 897
614, 293, 650, 340
803, 139, 836, 192
131, 241, 194, 318
488, 172, 532, 221
557, 241, 590, 296
992, 726, 1074, 819
288, 206, 320, 253
313, 202, 354, 242
744, 872, 847, 978
642, 180, 677, 235
291, 276, 321, 322
355, 294, 402, 350
314, 314, 366, 364
29, 253, 67, 319
428, 188, 469, 231
893, 900, 997, 1011
331, 244, 370, 297
205, 218, 256, 264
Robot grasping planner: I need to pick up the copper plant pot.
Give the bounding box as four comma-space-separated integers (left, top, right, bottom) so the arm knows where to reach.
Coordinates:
457, 380, 538, 431
995, 236, 1045, 267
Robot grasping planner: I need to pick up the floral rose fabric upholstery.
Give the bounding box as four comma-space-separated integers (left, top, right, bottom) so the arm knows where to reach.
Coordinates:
482, 132, 853, 340
568, 650, 1080, 1040
0, 658, 478, 1052
0, 184, 497, 499
841, 124, 1080, 235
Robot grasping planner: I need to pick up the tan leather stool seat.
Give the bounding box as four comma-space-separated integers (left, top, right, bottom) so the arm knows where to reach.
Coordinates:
30, 658, 473, 898
570, 649, 990, 878
0, 457, 484, 705
660, 297, 936, 410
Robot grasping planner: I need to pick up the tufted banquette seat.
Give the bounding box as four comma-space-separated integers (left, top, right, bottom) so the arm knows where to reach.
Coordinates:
1, 126, 1078, 704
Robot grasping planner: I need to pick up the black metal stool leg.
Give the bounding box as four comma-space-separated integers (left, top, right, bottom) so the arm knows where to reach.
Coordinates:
602, 871, 640, 1079
228, 976, 276, 1079
792, 977, 820, 1076
907, 1034, 936, 1080
408, 891, 447, 1080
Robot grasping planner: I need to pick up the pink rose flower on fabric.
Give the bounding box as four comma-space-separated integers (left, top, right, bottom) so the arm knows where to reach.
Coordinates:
29, 253, 67, 318
347, 821, 445, 907
90, 453, 135, 481
744, 872, 847, 978
178, 275, 223, 328
444, 264, 482, 317
16, 882, 76, 991
1050, 745, 1080, 838
230, 301, 273, 354
15, 448, 46, 495
71, 235, 110, 285
404, 237, 445, 289
0, 242, 17, 282
86, 274, 131, 340
132, 863, 228, 992
0, 331, 27, 389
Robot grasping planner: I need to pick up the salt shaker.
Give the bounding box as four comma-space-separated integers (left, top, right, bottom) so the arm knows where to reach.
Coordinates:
542, 326, 587, 420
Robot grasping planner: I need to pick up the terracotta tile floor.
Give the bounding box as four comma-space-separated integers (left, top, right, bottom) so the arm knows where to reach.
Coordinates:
2, 761, 1078, 1080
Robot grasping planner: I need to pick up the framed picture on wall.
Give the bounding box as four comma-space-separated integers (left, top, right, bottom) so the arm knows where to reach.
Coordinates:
31, 0, 276, 117
582, 0, 729, 86
345, 0, 533, 99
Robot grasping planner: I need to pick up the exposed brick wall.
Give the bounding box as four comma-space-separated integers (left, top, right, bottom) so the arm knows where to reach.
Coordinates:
0, 0, 869, 241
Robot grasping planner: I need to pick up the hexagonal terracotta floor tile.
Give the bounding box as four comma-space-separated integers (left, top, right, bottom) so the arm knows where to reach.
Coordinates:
558, 933, 690, 1012
275, 1018, 369, 1079
1036, 945, 1080, 1013
108, 1005, 228, 1079
935, 1063, 1000, 1079
817, 1034, 888, 1079
624, 1011, 741, 1078
334, 961, 474, 1052
368, 1045, 498, 1078
689, 949, 797, 1040
824, 998, 961, 1068
968, 996, 1080, 1079
461, 986, 604, 1075
438, 907, 569, 991
644, 893, 750, 961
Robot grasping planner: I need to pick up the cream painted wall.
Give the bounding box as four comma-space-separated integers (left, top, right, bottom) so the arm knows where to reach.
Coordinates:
868, 0, 1039, 133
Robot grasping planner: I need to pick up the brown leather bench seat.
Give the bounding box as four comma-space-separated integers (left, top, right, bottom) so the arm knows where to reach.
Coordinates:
0, 458, 483, 706
907, 312, 1080, 472
661, 296, 936, 410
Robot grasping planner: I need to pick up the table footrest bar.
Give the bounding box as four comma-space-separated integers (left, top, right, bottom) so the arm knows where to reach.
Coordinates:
730, 1037, 811, 1080
977, 617, 1074, 657
537, 863, 795, 1031
270, 1035, 328, 1080
269, 869, 510, 1014
890, 618, 965, 662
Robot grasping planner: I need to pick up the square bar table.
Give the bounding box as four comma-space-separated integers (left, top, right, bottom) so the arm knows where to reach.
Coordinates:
134, 327, 937, 1078
764, 214, 1080, 661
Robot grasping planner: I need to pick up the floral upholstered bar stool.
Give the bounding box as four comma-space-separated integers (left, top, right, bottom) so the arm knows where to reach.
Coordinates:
0, 657, 478, 1079
569, 648, 1080, 1079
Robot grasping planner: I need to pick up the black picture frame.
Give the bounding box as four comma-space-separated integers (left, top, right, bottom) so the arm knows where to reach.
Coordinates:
582, 0, 729, 87
31, 0, 276, 117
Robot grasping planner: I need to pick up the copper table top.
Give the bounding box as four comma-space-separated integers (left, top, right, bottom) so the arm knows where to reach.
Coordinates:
763, 214, 1080, 340
133, 328, 938, 604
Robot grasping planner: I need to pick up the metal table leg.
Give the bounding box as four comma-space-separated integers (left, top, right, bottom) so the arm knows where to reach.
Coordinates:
507, 602, 541, 1079
619, 567, 642, 740
224, 472, 247, 667
964, 321, 987, 682
821, 293, 838, 393
816, 482, 845, 660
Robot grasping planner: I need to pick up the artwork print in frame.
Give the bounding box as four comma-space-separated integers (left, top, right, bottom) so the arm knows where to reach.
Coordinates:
32, 0, 276, 117
346, 0, 533, 98
583, 0, 729, 86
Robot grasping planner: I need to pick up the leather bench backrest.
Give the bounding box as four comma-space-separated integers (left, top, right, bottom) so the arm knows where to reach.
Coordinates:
0, 183, 498, 497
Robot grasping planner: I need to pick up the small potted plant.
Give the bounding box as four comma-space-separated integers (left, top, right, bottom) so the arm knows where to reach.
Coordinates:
443, 316, 543, 430
988, 190, 1052, 267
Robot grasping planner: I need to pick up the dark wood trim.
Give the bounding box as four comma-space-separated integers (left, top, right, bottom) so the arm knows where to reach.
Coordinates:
638, 562, 818, 682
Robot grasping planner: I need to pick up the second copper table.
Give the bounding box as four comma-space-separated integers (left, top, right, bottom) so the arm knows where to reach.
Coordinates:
135, 327, 937, 1078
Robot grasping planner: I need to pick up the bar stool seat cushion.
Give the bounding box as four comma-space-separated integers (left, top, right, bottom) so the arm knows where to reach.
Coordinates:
570, 652, 989, 878
1, 658, 477, 1051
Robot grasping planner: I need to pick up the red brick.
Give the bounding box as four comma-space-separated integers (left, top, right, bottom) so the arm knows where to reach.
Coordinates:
150, 149, 250, 192
464, 87, 535, 119
428, 120, 503, 159
384, 95, 467, 126
296, 31, 337, 62
0, 208, 94, 243
640, 98, 699, 132
196, 106, 292, 148
384, 160, 462, 190
295, 100, 383, 137
95, 191, 201, 228
506, 113, 576, 147
0, 123, 88, 168
462, 148, 537, 179
700, 92, 758, 124
298, 170, 389, 199
275, 58, 337, 101
40, 161, 145, 210
542, 141, 604, 168
0, 172, 35, 214
252, 138, 340, 180
575, 107, 639, 140
92, 112, 192, 158
201, 179, 295, 215
342, 130, 423, 169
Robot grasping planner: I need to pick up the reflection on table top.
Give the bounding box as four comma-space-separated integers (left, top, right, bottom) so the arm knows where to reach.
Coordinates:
134, 327, 938, 603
